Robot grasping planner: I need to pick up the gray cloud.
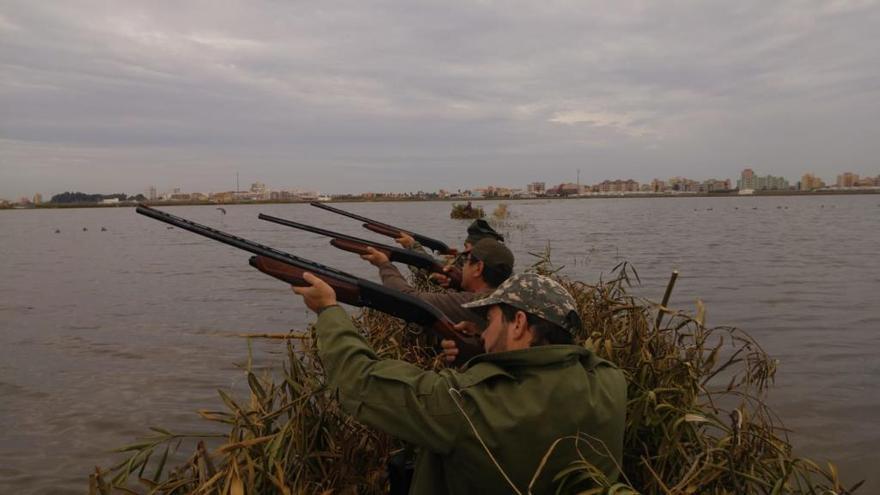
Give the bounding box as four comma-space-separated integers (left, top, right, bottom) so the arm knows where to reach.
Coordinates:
1, 0, 879, 198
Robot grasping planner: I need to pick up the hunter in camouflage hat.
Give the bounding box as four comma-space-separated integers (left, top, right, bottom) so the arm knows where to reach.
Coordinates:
465, 219, 504, 246
462, 272, 582, 336
295, 267, 625, 493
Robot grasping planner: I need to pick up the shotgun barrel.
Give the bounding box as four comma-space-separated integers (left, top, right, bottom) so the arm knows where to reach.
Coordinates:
309, 201, 457, 255
258, 213, 450, 274
135, 205, 478, 357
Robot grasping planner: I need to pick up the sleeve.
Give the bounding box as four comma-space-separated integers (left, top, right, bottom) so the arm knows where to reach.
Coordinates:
377, 262, 485, 327
377, 261, 417, 293
315, 305, 463, 454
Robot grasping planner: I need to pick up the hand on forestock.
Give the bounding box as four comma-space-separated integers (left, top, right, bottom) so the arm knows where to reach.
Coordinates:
292, 272, 338, 313
360, 246, 390, 266
395, 233, 416, 249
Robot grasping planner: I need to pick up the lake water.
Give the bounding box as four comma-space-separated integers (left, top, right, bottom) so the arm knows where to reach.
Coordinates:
1, 196, 878, 493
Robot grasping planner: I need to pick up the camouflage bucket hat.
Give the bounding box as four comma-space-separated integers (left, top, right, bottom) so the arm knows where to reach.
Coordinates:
466, 219, 504, 245
462, 272, 582, 335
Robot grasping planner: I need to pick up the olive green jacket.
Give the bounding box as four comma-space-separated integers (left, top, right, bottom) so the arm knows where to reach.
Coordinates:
316, 306, 627, 494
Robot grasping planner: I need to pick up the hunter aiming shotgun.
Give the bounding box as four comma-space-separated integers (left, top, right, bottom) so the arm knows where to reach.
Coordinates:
258, 213, 462, 288
135, 205, 481, 362
309, 201, 458, 255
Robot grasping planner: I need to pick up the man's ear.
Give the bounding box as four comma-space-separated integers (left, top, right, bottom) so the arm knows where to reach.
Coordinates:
512, 310, 530, 340
472, 260, 485, 278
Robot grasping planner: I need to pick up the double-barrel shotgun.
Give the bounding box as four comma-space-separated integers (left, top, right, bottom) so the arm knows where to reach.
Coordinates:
310, 201, 458, 255
135, 205, 481, 362
258, 213, 462, 288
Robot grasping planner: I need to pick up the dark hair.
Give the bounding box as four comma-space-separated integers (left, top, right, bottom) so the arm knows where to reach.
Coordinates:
499, 304, 572, 346
468, 254, 511, 288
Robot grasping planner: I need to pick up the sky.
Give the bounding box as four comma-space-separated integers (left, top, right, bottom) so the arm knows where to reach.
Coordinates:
1, 0, 879, 199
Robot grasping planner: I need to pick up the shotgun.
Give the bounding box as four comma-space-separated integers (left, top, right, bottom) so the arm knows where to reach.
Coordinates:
309, 202, 457, 255
258, 213, 462, 288
135, 205, 481, 361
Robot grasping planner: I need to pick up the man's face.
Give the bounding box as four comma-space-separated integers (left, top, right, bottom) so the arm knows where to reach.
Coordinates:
460, 252, 482, 291
481, 305, 513, 353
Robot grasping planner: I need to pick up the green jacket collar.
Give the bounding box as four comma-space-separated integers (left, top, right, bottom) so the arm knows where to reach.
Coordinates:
464, 344, 593, 370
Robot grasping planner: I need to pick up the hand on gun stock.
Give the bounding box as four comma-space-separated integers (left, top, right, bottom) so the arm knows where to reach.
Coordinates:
292, 272, 338, 313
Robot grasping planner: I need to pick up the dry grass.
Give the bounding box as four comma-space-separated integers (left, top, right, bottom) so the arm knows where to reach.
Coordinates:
450, 203, 485, 219
91, 252, 863, 494
492, 203, 510, 220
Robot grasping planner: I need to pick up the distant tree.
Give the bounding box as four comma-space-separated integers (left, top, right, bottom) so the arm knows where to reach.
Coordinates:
129, 194, 147, 202
51, 191, 102, 203
49, 191, 133, 203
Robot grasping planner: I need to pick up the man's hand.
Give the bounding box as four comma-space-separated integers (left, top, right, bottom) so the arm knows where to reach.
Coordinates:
440, 321, 482, 364
292, 272, 338, 313
440, 339, 459, 363
360, 246, 390, 266
394, 233, 416, 249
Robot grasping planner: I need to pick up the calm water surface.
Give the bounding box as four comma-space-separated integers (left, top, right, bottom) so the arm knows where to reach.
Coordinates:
1, 196, 878, 493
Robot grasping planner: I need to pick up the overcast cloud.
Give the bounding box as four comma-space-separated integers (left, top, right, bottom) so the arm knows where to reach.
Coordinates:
1, 0, 879, 198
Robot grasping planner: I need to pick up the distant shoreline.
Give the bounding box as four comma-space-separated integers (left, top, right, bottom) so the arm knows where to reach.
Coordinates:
2, 188, 878, 210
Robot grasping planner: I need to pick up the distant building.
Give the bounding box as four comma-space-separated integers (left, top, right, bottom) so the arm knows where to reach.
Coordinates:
596, 179, 639, 193
737, 168, 789, 191
698, 179, 732, 193
836, 172, 859, 188
148, 186, 157, 201
667, 177, 700, 192
101, 197, 120, 204
555, 182, 582, 195
800, 173, 826, 191
33, 193, 42, 205
650, 179, 666, 192
526, 182, 546, 195
209, 191, 235, 202
855, 177, 877, 187
250, 182, 269, 200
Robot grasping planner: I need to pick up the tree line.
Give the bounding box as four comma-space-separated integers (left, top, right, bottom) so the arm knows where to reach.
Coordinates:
50, 191, 146, 203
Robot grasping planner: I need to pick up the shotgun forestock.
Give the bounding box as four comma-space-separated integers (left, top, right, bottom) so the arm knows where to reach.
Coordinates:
249, 256, 363, 305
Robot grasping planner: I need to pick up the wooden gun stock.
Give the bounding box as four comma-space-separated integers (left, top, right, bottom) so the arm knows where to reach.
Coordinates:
330, 238, 387, 258
248, 256, 362, 304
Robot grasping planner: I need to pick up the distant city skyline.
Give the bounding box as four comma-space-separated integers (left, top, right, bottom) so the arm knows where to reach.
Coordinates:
2, 2, 880, 199
5, 167, 878, 206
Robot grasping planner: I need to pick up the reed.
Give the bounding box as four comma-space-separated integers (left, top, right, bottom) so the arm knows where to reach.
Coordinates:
450, 203, 485, 219
92, 252, 862, 494
491, 203, 510, 220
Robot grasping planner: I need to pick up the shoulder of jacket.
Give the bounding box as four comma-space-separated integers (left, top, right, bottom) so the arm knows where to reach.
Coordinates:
452, 361, 515, 388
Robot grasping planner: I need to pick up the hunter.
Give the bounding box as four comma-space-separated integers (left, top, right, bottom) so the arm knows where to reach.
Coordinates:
292, 271, 627, 493
395, 219, 504, 288
359, 237, 513, 328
